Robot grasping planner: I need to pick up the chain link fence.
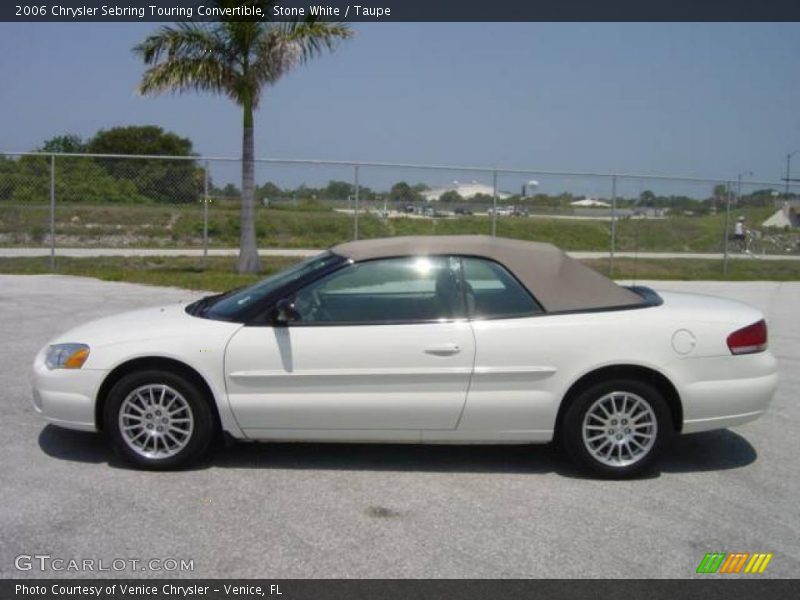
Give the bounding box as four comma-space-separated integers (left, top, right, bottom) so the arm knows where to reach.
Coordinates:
1, 151, 799, 277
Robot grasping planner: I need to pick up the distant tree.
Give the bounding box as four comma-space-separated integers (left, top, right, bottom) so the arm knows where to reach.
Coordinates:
439, 190, 463, 203
11, 153, 144, 204
292, 184, 316, 199
39, 134, 85, 154
86, 125, 200, 203
359, 185, 377, 202
87, 125, 193, 156
325, 180, 355, 200
711, 184, 728, 211
389, 181, 420, 203
0, 155, 18, 200
638, 190, 657, 207
659, 195, 702, 211
740, 188, 776, 208
221, 183, 241, 198
530, 193, 555, 206
256, 181, 282, 203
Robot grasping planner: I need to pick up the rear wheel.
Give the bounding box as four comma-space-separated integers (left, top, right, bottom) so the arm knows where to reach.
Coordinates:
561, 378, 672, 478
104, 370, 215, 470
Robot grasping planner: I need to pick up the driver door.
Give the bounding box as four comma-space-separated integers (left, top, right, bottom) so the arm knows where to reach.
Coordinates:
224, 256, 476, 438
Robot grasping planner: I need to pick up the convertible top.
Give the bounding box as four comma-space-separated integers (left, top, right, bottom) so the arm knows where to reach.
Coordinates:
330, 235, 643, 312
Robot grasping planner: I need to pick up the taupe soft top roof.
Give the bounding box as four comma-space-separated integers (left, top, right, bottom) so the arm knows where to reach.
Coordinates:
331, 235, 642, 312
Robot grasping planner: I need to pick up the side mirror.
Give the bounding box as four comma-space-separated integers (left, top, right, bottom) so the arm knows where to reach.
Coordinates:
273, 297, 300, 325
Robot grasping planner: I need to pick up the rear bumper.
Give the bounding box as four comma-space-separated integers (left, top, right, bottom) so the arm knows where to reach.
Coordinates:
682, 409, 768, 434
666, 351, 778, 434
31, 352, 106, 432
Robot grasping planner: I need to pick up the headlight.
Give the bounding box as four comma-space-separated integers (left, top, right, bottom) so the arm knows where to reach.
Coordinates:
45, 344, 90, 370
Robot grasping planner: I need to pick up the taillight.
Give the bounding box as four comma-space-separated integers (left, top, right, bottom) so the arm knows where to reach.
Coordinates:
727, 319, 768, 355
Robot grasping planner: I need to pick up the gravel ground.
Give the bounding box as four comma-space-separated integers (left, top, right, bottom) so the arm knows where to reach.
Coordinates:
0, 275, 797, 579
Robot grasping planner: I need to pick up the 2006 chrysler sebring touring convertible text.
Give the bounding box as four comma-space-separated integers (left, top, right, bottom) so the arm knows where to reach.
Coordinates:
31, 236, 778, 476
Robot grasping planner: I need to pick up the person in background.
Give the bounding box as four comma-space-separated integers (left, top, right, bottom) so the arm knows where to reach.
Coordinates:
733, 216, 747, 251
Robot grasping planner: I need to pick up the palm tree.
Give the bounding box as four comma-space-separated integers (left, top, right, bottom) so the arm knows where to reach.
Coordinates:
134, 2, 352, 273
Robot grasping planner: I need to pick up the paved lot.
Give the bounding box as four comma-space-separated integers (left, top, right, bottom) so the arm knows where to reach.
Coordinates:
0, 275, 798, 579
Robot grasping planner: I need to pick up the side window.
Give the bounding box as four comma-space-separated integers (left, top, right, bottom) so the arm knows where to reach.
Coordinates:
292, 256, 466, 323
462, 258, 542, 318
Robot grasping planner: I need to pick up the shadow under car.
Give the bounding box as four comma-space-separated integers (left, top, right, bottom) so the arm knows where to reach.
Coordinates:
38, 425, 757, 477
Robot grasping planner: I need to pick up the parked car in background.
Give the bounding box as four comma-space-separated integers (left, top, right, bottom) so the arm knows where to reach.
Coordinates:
421, 206, 447, 218
454, 207, 474, 216
511, 206, 529, 217
488, 206, 514, 216
32, 236, 777, 477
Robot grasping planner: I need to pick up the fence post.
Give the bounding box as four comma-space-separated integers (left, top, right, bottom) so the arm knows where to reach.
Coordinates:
353, 164, 360, 241
491, 170, 498, 237
49, 154, 56, 272
609, 175, 617, 277
722, 183, 731, 277
203, 160, 209, 266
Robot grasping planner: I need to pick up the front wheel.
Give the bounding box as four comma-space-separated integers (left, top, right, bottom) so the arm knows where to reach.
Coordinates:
104, 370, 215, 470
561, 379, 672, 478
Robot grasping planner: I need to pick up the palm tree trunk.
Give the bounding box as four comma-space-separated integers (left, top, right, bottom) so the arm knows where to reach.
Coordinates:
237, 97, 261, 273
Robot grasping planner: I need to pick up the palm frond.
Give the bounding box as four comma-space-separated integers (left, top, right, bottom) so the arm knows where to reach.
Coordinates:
133, 23, 228, 64
249, 32, 302, 86
133, 14, 351, 108
248, 21, 353, 101
283, 21, 354, 62
137, 57, 239, 100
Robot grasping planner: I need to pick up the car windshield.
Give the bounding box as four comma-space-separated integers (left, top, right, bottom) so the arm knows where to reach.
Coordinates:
203, 252, 342, 320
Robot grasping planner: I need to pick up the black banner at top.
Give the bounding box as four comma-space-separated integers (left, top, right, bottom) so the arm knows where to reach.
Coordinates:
3, 0, 800, 22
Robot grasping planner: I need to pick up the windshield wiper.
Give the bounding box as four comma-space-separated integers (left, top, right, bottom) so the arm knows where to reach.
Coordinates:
188, 286, 247, 317
188, 293, 224, 316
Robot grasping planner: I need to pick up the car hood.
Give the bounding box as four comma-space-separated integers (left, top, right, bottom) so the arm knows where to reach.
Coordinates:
47, 302, 241, 349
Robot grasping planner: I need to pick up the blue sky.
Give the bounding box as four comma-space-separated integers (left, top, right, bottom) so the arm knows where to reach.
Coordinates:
1, 22, 799, 189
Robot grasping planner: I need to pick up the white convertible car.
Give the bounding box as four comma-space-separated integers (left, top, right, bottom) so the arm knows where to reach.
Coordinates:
31, 236, 777, 476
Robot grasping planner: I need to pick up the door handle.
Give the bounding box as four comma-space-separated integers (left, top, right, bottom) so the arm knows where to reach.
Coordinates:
425, 343, 461, 356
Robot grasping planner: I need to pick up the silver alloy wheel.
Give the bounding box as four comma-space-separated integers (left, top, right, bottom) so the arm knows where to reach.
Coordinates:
118, 384, 194, 459
581, 391, 657, 468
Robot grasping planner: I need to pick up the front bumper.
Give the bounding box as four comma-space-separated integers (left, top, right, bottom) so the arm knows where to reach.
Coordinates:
31, 353, 107, 432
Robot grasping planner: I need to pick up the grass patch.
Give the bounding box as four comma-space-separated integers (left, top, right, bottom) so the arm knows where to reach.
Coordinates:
1, 254, 797, 294
586, 257, 800, 281
3, 203, 796, 254
0, 256, 297, 292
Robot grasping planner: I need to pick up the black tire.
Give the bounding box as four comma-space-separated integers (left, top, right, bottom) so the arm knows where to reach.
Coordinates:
104, 369, 216, 470
561, 378, 673, 478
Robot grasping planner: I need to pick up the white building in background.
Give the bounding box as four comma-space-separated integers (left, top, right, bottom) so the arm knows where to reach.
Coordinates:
422, 180, 511, 202
570, 197, 611, 208
762, 201, 800, 229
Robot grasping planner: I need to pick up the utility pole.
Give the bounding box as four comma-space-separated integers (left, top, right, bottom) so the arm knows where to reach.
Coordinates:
785, 151, 800, 199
